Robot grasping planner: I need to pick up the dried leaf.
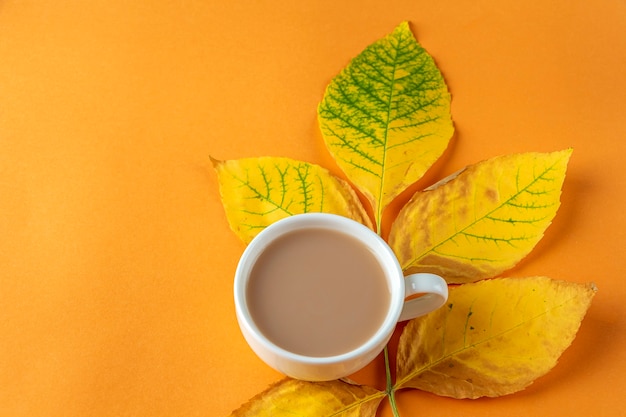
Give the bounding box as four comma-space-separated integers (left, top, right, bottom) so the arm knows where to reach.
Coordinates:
388, 150, 572, 284
212, 156, 372, 243
318, 21, 454, 230
395, 277, 597, 398
229, 378, 385, 417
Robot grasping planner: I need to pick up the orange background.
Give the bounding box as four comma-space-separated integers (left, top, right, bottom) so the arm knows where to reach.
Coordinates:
1, 1, 625, 416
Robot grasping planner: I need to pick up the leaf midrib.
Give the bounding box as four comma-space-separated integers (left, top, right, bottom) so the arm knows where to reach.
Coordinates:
407, 157, 564, 268
394, 294, 579, 389
376, 33, 404, 231
327, 391, 386, 417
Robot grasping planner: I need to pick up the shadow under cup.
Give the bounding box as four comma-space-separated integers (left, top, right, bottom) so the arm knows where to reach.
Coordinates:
233, 213, 408, 381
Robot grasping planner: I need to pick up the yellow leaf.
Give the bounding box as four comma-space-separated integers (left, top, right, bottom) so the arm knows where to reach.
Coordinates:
318, 22, 454, 231
229, 378, 385, 417
388, 149, 572, 284
395, 277, 596, 398
212, 156, 372, 244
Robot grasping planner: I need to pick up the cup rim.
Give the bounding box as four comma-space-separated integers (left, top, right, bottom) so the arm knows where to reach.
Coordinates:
234, 212, 405, 364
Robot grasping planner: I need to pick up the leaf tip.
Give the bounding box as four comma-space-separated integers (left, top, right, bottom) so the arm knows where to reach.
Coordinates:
394, 21, 415, 39
209, 155, 223, 169
397, 20, 410, 30
588, 281, 599, 294
556, 147, 574, 164
564, 146, 574, 157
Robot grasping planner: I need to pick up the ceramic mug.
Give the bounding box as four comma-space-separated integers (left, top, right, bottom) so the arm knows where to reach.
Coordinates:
234, 213, 448, 381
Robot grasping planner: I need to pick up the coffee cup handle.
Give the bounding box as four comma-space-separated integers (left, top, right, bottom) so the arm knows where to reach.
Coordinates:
398, 273, 449, 322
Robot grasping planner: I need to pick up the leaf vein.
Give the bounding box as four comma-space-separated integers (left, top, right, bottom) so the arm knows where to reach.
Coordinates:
397, 293, 583, 388
409, 157, 566, 267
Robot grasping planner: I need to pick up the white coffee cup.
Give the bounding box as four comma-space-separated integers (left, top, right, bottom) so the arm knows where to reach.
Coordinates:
234, 213, 448, 381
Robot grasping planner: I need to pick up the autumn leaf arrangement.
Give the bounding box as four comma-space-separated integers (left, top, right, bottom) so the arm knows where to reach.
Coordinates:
213, 22, 596, 417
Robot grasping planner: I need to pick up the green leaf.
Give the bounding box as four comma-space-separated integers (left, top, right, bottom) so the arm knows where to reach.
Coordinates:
318, 21, 454, 231
395, 277, 597, 398
212, 156, 372, 243
388, 150, 573, 284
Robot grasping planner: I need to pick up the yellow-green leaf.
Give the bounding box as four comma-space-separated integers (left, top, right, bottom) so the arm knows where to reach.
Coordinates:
212, 156, 372, 244
318, 21, 454, 231
395, 277, 596, 399
229, 378, 385, 417
388, 149, 572, 284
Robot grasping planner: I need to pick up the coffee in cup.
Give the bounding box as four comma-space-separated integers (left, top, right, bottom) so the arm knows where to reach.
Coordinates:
234, 213, 448, 381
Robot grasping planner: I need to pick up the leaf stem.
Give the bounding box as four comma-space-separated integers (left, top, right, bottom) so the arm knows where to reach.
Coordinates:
384, 346, 401, 417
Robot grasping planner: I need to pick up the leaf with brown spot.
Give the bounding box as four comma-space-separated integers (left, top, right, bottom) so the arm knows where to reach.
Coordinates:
395, 277, 597, 399
388, 150, 573, 284
228, 378, 385, 417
